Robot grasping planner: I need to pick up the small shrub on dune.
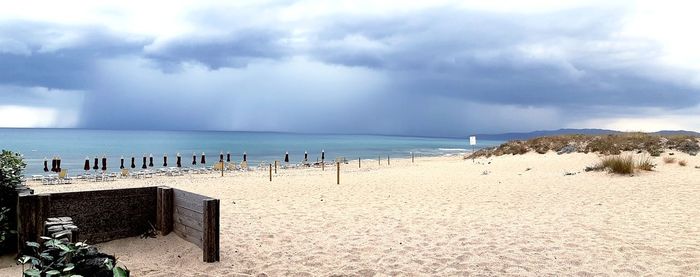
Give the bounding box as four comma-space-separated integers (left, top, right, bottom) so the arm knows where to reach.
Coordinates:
588, 155, 655, 174
601, 155, 635, 174
663, 157, 676, 164
637, 156, 655, 171
678, 160, 687, 166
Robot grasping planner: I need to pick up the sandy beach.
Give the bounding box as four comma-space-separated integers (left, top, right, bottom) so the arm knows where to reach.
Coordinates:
2, 152, 699, 276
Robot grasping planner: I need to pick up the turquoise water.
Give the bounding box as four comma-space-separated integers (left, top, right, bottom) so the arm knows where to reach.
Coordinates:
0, 128, 502, 176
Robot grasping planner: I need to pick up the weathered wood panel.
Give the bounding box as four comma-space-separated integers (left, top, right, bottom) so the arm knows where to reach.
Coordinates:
47, 187, 157, 244
172, 189, 207, 251
203, 199, 220, 262
156, 187, 173, 235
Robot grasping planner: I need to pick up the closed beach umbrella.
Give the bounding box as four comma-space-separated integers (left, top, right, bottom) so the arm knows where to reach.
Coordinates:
43, 158, 49, 172
226, 152, 231, 162
284, 151, 289, 163
163, 153, 168, 167
93, 157, 99, 170
176, 153, 182, 168
51, 157, 57, 172
192, 153, 197, 165
321, 150, 325, 160
148, 154, 154, 167
142, 155, 147, 169
120, 156, 125, 169
201, 152, 206, 164
101, 156, 107, 171
304, 151, 308, 162
219, 152, 224, 162
56, 156, 61, 172
243, 152, 247, 162
130, 156, 136, 169
83, 157, 90, 171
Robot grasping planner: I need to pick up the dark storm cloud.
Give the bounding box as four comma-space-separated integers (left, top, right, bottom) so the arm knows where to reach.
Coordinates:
2, 3, 700, 135
143, 29, 290, 71
304, 7, 700, 109
0, 20, 147, 90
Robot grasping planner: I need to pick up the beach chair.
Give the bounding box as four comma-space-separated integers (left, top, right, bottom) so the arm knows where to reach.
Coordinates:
107, 172, 118, 181
41, 174, 57, 185
121, 169, 129, 178
240, 161, 249, 171
79, 172, 92, 181
57, 170, 71, 184
31, 175, 43, 181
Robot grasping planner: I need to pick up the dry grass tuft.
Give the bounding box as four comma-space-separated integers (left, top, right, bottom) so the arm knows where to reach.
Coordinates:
602, 155, 635, 174
637, 156, 655, 171
678, 160, 687, 166
663, 157, 676, 164
586, 155, 655, 174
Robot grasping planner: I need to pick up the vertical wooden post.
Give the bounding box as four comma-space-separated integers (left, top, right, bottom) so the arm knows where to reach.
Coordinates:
411, 152, 414, 163
156, 187, 173, 235
274, 161, 277, 174
37, 194, 50, 240
269, 164, 272, 182
221, 161, 224, 177
336, 162, 340, 184
17, 194, 50, 251
378, 155, 381, 165
322, 161, 325, 171
203, 199, 220, 263
388, 155, 390, 165
358, 157, 361, 168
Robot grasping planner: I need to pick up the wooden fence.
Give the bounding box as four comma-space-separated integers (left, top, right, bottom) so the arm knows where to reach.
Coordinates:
156, 187, 220, 262
17, 186, 219, 263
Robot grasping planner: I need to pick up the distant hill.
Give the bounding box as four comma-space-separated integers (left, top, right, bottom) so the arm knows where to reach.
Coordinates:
477, 129, 700, 141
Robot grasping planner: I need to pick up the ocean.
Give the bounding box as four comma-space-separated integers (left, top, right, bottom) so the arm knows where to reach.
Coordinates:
0, 128, 502, 176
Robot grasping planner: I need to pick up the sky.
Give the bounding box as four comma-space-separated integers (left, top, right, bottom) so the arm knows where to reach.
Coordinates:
1, 0, 699, 137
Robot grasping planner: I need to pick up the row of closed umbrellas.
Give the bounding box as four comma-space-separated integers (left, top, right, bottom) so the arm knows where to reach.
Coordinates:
44, 150, 325, 172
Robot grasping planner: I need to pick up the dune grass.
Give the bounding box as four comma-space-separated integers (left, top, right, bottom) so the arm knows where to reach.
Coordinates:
637, 156, 655, 171
599, 155, 635, 174
467, 133, 699, 159
586, 155, 655, 175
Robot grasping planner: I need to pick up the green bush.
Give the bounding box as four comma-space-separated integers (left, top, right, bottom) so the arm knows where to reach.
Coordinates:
0, 149, 26, 252
18, 239, 129, 277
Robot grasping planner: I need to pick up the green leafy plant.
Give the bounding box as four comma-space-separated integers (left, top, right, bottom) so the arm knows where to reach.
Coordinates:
0, 207, 15, 244
0, 149, 26, 252
18, 238, 129, 277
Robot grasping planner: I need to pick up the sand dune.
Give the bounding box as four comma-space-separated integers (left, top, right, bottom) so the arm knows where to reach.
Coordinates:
2, 152, 699, 276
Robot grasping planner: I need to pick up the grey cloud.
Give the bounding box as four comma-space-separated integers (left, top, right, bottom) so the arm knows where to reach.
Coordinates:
301, 6, 699, 109
0, 20, 147, 89
143, 29, 291, 71
2, 3, 700, 136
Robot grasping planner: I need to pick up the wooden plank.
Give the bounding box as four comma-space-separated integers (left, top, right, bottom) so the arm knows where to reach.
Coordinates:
157, 187, 164, 233
17, 194, 38, 251
163, 187, 173, 235
157, 187, 173, 235
173, 189, 207, 210
173, 224, 203, 248
203, 198, 220, 262
36, 194, 50, 242
173, 210, 204, 232
173, 205, 203, 220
